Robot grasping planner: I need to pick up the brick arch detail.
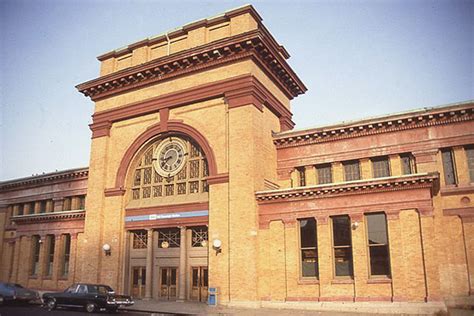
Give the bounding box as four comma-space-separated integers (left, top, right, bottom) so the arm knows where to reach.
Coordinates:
109, 120, 218, 195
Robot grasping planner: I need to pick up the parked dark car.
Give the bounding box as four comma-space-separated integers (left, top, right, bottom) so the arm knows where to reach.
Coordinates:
42, 283, 134, 313
0, 282, 40, 305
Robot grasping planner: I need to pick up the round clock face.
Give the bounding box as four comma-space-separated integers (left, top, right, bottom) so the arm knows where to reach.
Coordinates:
153, 137, 188, 177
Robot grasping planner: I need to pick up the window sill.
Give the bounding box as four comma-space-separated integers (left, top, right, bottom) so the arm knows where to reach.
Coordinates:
440, 184, 474, 196
367, 277, 392, 284
298, 278, 319, 285
331, 278, 354, 284
58, 276, 69, 280
43, 277, 52, 280
28, 275, 38, 279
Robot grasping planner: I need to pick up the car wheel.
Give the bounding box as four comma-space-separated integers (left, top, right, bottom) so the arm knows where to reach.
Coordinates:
85, 302, 97, 313
45, 299, 56, 311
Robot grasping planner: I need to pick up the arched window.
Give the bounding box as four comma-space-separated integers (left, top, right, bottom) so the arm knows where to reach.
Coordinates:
128, 135, 209, 206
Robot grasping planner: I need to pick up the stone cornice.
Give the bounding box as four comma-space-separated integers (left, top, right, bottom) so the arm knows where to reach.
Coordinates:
11, 210, 86, 224
89, 74, 294, 138
77, 29, 306, 101
273, 102, 474, 148
0, 168, 89, 191
256, 173, 439, 203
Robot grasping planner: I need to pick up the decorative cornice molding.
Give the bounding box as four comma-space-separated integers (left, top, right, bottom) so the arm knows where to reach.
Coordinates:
0, 168, 89, 191
256, 173, 439, 203
273, 103, 474, 148
77, 29, 306, 101
104, 187, 126, 197
440, 184, 474, 196
207, 173, 229, 185
89, 75, 294, 138
443, 207, 474, 218
11, 210, 86, 224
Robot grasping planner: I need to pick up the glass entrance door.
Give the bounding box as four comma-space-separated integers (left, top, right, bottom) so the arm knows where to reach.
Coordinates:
131, 266, 146, 298
159, 267, 177, 300
190, 267, 208, 302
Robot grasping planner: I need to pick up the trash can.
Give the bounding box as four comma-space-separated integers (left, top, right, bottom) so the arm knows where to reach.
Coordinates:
208, 287, 218, 306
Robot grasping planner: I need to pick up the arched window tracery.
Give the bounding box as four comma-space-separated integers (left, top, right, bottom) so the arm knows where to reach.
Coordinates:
128, 135, 209, 207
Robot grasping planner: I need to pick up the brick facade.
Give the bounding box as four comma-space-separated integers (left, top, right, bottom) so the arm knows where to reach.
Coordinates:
0, 4, 473, 310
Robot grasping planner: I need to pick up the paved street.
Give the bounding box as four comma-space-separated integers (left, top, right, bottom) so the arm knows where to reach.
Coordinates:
0, 303, 185, 316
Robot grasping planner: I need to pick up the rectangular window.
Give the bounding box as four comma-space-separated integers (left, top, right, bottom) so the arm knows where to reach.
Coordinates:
465, 146, 474, 183
442, 149, 457, 185
28, 202, 36, 214
332, 216, 353, 277
158, 228, 180, 248
343, 160, 361, 181
30, 235, 41, 276
191, 226, 208, 247
366, 213, 391, 277
297, 167, 306, 187
400, 154, 415, 175
133, 230, 148, 249
45, 235, 55, 277
299, 218, 318, 278
78, 196, 86, 210
61, 234, 71, 277
372, 156, 390, 178
63, 197, 72, 211
317, 164, 332, 184
40, 200, 47, 213
18, 204, 24, 216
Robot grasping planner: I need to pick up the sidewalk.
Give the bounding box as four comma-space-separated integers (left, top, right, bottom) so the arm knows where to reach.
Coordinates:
123, 299, 449, 315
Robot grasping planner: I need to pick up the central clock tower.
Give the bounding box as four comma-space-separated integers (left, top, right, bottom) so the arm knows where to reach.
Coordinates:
76, 5, 306, 304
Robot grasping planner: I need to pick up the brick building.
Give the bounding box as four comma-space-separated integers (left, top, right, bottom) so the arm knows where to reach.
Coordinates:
0, 5, 473, 310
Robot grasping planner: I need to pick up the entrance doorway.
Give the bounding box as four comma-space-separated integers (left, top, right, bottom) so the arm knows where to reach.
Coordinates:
160, 267, 177, 300
131, 266, 146, 298
190, 266, 208, 302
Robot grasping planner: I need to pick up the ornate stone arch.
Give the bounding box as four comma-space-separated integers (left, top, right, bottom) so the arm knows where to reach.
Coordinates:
105, 120, 218, 196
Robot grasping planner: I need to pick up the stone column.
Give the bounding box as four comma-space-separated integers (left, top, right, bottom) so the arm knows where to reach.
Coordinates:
386, 210, 406, 301
305, 166, 317, 186
316, 215, 331, 300
418, 208, 441, 301
178, 226, 187, 301
332, 162, 344, 183
38, 235, 47, 283
461, 215, 474, 295
389, 154, 401, 176
144, 229, 154, 300
350, 213, 367, 301
52, 235, 62, 289
69, 233, 78, 283
11, 239, 21, 282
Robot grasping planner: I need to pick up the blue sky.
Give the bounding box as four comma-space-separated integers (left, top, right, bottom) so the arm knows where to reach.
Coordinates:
1, 0, 473, 180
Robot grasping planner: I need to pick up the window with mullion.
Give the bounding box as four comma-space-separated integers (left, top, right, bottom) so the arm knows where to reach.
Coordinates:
372, 157, 390, 178
366, 213, 391, 277
297, 167, 306, 187
298, 218, 318, 278
317, 164, 332, 184
400, 154, 415, 175
30, 235, 41, 276
441, 149, 457, 185
331, 216, 353, 277
343, 160, 360, 181
61, 234, 71, 277
45, 235, 55, 277
465, 146, 474, 183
